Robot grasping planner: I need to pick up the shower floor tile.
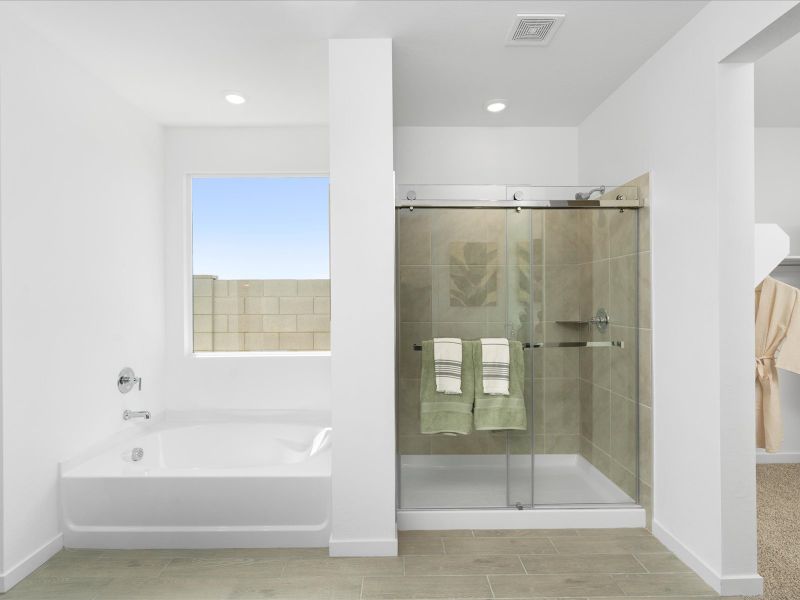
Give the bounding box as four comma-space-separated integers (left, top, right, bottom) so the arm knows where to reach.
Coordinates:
400, 453, 634, 508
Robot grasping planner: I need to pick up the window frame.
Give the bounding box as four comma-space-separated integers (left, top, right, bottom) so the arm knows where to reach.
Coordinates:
185, 172, 331, 358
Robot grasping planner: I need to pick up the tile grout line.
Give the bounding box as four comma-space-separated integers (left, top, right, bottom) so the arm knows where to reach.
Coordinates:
631, 553, 650, 574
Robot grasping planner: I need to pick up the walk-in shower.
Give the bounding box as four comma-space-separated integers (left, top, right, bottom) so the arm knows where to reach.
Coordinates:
395, 184, 644, 527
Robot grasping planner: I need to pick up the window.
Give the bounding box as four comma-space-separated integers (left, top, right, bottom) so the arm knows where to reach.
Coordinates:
191, 176, 330, 352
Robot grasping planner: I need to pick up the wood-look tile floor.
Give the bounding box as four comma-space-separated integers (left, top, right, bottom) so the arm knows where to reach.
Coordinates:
1, 528, 741, 599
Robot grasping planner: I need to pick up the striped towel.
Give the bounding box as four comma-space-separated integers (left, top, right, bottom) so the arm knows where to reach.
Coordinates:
480, 338, 510, 395
433, 338, 463, 394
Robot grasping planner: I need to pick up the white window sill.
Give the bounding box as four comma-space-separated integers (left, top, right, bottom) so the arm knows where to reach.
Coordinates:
191, 351, 331, 358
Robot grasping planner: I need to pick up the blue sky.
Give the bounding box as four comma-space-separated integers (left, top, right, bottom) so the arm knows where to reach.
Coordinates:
192, 177, 329, 280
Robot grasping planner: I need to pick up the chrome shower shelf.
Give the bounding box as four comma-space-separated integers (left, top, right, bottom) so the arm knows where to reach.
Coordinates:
412, 340, 623, 351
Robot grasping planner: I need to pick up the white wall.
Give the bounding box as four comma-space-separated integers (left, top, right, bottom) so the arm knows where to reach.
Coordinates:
578, 1, 799, 595
756, 128, 800, 255
756, 128, 800, 458
0, 7, 165, 588
163, 127, 331, 412
328, 39, 397, 556
394, 127, 578, 184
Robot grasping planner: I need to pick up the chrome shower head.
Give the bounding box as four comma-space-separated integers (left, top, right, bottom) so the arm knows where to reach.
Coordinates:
574, 186, 606, 201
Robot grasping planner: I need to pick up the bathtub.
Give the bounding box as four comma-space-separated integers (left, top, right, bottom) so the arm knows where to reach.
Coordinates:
60, 411, 331, 548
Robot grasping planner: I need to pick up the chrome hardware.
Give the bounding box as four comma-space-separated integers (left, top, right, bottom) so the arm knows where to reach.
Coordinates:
513, 191, 523, 201
556, 308, 610, 333
123, 410, 151, 421
117, 367, 142, 393
408, 206, 414, 211
574, 186, 606, 201
616, 194, 625, 201
131, 447, 144, 461
406, 190, 416, 201
515, 206, 522, 213
413, 339, 623, 350
515, 502, 524, 510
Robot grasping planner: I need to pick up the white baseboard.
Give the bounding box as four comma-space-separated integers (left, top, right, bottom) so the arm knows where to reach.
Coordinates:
328, 536, 398, 556
652, 519, 763, 597
0, 533, 63, 592
756, 449, 800, 463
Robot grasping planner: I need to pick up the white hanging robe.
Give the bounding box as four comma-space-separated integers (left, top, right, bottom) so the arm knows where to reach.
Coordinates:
755, 276, 800, 452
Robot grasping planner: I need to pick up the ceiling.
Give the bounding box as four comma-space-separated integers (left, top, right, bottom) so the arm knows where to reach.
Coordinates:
9, 0, 707, 127
756, 31, 800, 127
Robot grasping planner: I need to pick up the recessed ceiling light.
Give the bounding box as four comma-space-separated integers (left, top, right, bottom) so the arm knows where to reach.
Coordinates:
224, 91, 246, 105
485, 99, 507, 113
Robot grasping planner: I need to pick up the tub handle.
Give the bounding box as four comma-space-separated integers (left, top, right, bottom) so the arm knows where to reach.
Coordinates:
118, 367, 142, 393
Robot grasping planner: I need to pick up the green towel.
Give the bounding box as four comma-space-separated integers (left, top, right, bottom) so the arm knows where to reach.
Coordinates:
420, 340, 475, 435
474, 340, 527, 431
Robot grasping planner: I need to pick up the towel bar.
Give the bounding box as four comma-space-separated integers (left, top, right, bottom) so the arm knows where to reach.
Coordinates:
412, 340, 623, 351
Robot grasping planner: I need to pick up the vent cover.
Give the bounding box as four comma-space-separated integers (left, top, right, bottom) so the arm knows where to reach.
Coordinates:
507, 14, 565, 46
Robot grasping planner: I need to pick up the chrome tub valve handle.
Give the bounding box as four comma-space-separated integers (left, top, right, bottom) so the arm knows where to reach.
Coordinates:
118, 367, 142, 393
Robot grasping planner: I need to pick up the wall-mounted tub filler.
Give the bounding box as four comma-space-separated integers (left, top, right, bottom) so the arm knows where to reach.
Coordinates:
123, 410, 151, 421
117, 367, 142, 393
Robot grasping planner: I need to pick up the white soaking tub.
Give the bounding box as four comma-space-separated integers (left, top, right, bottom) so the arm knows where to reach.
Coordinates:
60, 411, 331, 548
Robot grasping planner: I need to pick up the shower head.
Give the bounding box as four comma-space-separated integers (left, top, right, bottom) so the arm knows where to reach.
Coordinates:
574, 186, 606, 201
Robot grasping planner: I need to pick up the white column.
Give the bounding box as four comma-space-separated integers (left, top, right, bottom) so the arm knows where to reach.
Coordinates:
328, 39, 397, 556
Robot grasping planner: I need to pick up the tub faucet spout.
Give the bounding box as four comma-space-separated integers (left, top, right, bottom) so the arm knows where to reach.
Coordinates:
123, 410, 151, 421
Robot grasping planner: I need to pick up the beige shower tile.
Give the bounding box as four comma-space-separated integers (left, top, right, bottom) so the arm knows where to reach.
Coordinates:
610, 394, 637, 473
639, 251, 652, 329
263, 279, 298, 296
639, 328, 652, 407
431, 208, 488, 266
397, 208, 432, 266
544, 379, 580, 434
610, 208, 638, 258
639, 404, 653, 486
399, 322, 432, 379
609, 326, 637, 401
541, 434, 580, 453
430, 432, 506, 454
609, 254, 638, 328
544, 209, 579, 265
398, 378, 421, 436
609, 461, 638, 500
398, 434, 430, 454
578, 209, 611, 262
543, 264, 579, 321
298, 279, 330, 296
399, 266, 433, 322
591, 385, 611, 454
639, 481, 653, 530
579, 381, 593, 439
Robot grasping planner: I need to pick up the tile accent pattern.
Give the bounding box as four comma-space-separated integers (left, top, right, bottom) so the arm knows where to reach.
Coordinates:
193, 276, 330, 352
7, 528, 724, 599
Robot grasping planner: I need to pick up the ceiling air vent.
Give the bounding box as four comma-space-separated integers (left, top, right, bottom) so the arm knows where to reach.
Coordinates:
506, 14, 565, 46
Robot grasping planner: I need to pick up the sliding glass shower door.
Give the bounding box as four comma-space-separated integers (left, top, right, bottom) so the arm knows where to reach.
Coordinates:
396, 188, 640, 510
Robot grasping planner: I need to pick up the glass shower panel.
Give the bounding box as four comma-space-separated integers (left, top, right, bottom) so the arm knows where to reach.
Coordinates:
533, 207, 639, 505
397, 207, 513, 509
